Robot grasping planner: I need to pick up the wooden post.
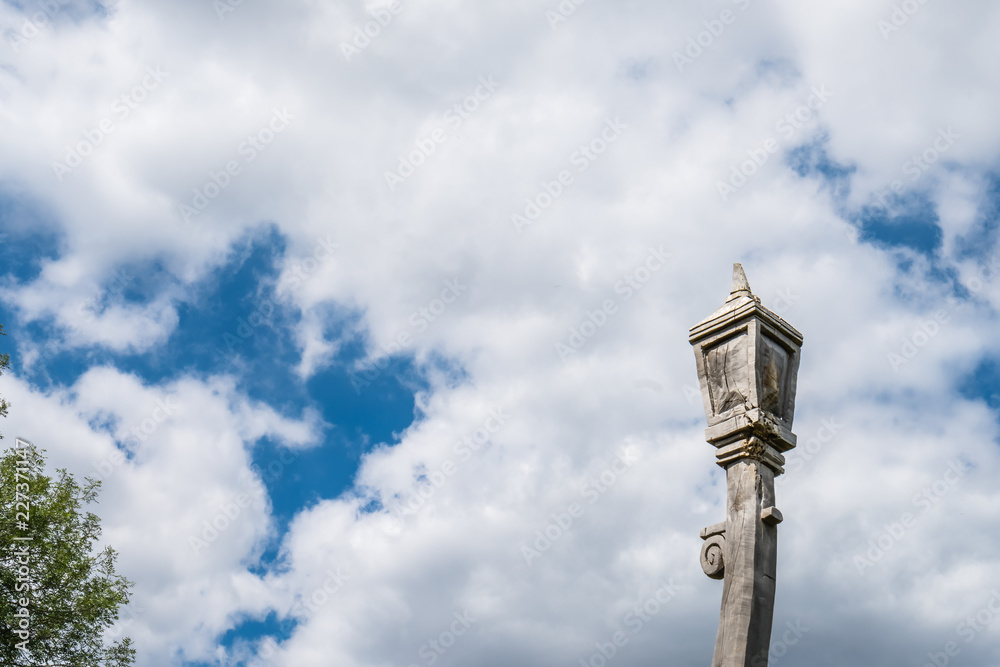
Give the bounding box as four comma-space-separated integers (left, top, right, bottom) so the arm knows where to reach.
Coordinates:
689, 265, 803, 667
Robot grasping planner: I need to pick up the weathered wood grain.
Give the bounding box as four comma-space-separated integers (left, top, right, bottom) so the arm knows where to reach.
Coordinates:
690, 264, 803, 667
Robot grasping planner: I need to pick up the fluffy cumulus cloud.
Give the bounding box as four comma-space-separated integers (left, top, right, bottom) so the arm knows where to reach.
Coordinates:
1, 0, 1000, 665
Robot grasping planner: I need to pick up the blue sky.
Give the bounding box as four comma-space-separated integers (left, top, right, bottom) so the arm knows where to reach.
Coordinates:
3, 1, 1000, 666
0, 219, 427, 555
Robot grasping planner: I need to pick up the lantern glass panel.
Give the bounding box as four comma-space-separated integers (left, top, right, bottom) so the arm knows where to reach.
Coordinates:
759, 334, 789, 418
704, 332, 750, 417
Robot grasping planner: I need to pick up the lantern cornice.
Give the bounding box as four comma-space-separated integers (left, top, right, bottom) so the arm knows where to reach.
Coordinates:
688, 280, 802, 348
704, 407, 797, 453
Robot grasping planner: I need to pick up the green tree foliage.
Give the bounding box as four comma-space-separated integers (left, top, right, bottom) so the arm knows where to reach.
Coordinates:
0, 320, 135, 665
0, 323, 9, 429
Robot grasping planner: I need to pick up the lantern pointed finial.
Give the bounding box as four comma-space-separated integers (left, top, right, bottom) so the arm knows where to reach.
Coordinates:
729, 263, 752, 299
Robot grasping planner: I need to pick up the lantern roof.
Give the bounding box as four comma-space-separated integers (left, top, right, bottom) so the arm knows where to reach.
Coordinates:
689, 263, 803, 346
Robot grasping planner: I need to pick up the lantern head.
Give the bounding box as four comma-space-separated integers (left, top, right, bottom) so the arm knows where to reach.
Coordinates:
689, 264, 803, 458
